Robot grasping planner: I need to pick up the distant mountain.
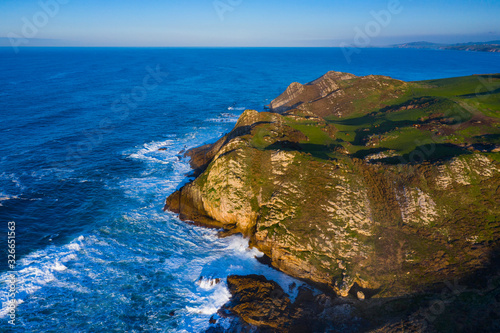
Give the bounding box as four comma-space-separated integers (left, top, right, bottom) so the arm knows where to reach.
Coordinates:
390, 41, 444, 49
451, 40, 500, 46
390, 40, 500, 53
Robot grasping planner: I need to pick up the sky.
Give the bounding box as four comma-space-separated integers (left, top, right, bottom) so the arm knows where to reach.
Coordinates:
0, 0, 499, 47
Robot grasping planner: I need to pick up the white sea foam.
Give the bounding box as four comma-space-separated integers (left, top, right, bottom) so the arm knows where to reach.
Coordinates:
0, 194, 18, 206
122, 135, 308, 328
128, 139, 177, 164
47, 71, 78, 80
197, 277, 222, 290
0, 172, 25, 194
205, 118, 238, 123
205, 111, 241, 123
186, 281, 231, 315
0, 236, 86, 319
176, 234, 305, 324
1, 125, 308, 331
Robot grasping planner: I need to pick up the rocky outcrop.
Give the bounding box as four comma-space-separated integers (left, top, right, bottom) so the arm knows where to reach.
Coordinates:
165, 71, 500, 330
267, 71, 408, 118
206, 275, 360, 333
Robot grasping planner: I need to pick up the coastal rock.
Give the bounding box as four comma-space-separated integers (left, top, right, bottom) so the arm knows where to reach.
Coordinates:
224, 275, 294, 329
207, 275, 359, 333
268, 71, 408, 118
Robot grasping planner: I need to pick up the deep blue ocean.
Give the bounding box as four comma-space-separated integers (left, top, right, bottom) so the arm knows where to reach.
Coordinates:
1, 47, 500, 332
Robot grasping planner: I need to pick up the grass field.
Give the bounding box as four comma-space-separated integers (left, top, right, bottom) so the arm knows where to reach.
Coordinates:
259, 74, 500, 163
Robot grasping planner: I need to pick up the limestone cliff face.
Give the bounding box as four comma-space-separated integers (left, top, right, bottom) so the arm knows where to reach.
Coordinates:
165, 72, 500, 298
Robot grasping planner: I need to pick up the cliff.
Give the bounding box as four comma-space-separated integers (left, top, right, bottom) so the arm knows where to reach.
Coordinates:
165, 72, 500, 330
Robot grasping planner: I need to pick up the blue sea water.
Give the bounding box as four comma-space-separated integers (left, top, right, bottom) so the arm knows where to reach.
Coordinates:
0, 47, 499, 332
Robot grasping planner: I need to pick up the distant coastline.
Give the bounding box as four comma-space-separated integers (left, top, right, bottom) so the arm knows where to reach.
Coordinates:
388, 40, 500, 53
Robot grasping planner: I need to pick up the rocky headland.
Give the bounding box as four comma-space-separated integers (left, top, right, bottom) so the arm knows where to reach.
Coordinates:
165, 71, 500, 332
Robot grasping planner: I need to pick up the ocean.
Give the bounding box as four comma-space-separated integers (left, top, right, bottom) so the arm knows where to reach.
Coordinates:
1, 47, 500, 332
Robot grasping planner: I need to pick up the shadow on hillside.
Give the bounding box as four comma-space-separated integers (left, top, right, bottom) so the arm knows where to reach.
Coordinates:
361, 242, 500, 332
264, 141, 473, 165
474, 133, 500, 144
375, 143, 472, 165
351, 147, 392, 159
332, 118, 438, 147
460, 87, 500, 98
225, 121, 273, 142
264, 141, 336, 160
351, 143, 472, 165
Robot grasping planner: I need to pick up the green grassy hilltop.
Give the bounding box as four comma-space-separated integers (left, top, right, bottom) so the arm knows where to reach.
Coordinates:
269, 72, 500, 162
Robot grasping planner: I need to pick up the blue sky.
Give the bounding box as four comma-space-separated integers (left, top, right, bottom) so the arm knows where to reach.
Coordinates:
0, 0, 499, 47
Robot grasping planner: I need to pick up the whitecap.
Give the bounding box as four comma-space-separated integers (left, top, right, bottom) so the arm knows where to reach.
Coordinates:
186, 281, 231, 315
205, 111, 241, 123
0, 299, 23, 319
0, 194, 18, 205
127, 139, 177, 164
51, 262, 67, 272
0, 236, 85, 318
0, 172, 25, 192
47, 71, 76, 80
196, 277, 223, 290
